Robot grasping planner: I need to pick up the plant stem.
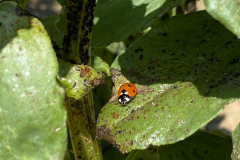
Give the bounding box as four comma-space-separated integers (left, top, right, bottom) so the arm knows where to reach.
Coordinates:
62, 0, 102, 159
65, 97, 102, 160
63, 0, 95, 65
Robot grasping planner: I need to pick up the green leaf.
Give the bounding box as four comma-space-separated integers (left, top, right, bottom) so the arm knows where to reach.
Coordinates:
92, 52, 111, 76
57, 58, 105, 100
55, 6, 67, 32
103, 146, 129, 160
231, 123, 240, 159
92, 45, 117, 117
96, 11, 240, 153
92, 0, 183, 47
204, 0, 240, 37
2, 0, 30, 8
159, 131, 232, 160
0, 2, 66, 159
57, 0, 67, 6
42, 15, 64, 48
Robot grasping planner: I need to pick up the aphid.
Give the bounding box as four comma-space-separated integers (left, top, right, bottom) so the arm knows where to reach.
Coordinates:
118, 83, 137, 105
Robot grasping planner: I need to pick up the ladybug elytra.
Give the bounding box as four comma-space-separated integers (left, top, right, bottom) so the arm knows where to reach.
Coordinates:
118, 83, 137, 105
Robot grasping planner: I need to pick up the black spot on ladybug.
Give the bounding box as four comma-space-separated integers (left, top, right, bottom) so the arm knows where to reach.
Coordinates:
128, 84, 131, 87
133, 90, 135, 93
121, 89, 126, 93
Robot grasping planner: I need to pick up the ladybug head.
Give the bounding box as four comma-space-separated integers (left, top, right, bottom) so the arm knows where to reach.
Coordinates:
118, 94, 131, 105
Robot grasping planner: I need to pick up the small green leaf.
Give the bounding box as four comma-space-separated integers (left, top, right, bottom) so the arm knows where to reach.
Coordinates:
231, 123, 240, 159
204, 0, 240, 37
42, 15, 64, 48
55, 6, 67, 32
0, 2, 66, 159
92, 52, 111, 76
57, 58, 105, 100
92, 0, 183, 47
97, 11, 240, 153
159, 131, 232, 160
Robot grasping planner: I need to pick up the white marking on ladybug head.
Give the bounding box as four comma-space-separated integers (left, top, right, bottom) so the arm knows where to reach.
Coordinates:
120, 91, 128, 95
124, 96, 131, 103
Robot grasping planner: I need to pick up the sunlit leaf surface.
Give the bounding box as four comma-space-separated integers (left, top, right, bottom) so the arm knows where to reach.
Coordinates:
0, 2, 66, 159
97, 11, 240, 153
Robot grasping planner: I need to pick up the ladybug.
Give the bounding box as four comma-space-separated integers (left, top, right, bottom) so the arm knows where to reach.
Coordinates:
118, 83, 138, 105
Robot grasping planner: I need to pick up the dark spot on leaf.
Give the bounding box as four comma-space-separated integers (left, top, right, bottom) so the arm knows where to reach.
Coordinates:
130, 140, 133, 145
199, 39, 207, 43
112, 112, 119, 119
163, 32, 167, 36
134, 47, 143, 52
77, 156, 82, 159
75, 130, 79, 135
229, 58, 240, 65
139, 55, 143, 60
131, 110, 135, 114
224, 41, 232, 45
75, 66, 81, 71
115, 130, 122, 135
73, 82, 77, 88
173, 86, 177, 89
